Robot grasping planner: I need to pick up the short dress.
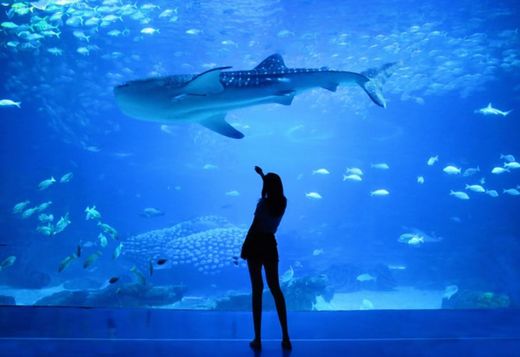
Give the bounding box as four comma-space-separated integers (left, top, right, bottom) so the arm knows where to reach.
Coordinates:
240, 198, 284, 262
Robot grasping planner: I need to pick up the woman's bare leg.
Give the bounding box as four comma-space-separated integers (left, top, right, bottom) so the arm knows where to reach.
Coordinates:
247, 260, 264, 345
264, 260, 290, 342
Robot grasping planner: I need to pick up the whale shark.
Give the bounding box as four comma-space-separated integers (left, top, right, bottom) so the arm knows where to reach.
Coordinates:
114, 54, 396, 139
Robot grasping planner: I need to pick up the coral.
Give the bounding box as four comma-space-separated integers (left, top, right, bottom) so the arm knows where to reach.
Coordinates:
123, 216, 246, 275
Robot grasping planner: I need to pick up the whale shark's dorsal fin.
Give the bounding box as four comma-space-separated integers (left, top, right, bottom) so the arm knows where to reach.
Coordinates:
199, 113, 244, 139
254, 54, 287, 71
184, 66, 231, 95
487, 102, 492, 108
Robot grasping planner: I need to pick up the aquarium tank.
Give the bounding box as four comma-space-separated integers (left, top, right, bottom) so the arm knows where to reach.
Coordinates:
0, 0, 519, 313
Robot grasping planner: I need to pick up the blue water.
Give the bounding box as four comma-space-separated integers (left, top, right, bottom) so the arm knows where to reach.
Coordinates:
0, 0, 519, 309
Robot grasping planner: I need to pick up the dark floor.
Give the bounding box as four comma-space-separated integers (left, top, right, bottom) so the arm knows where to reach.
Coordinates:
0, 306, 519, 356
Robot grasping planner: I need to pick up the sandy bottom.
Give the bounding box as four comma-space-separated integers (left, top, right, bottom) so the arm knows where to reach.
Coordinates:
314, 286, 444, 310
1, 285, 444, 310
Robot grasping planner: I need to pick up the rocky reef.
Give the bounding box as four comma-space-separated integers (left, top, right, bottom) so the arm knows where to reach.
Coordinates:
0, 295, 16, 305
1, 268, 51, 289
34, 283, 186, 308
442, 289, 511, 309
215, 274, 333, 311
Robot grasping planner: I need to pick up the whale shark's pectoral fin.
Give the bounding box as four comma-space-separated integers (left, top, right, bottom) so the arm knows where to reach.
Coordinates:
200, 113, 244, 139
321, 83, 338, 92
184, 66, 232, 95
272, 90, 295, 105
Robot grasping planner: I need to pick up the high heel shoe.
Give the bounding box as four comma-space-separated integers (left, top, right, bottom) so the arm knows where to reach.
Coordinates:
249, 339, 262, 351
281, 339, 292, 351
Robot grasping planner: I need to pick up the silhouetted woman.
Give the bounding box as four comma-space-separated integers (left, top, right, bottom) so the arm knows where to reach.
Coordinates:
241, 166, 291, 351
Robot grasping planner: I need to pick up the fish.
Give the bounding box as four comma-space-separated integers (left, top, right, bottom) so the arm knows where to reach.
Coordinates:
98, 233, 108, 248
370, 189, 390, 197
98, 222, 118, 239
485, 190, 499, 198
370, 163, 390, 170
491, 167, 509, 174
37, 224, 54, 236
280, 266, 294, 283
0, 99, 21, 108
465, 184, 485, 193
0, 256, 16, 271
22, 207, 38, 219
48, 37, 66, 50
60, 172, 73, 183
407, 235, 424, 246
157, 258, 168, 265
159, 9, 176, 18
58, 254, 77, 272
225, 190, 240, 197
185, 28, 201, 35
140, 207, 165, 218
76, 245, 81, 258
83, 251, 102, 269
141, 27, 159, 35
387, 264, 407, 270
504, 162, 520, 170
463, 166, 480, 177
113, 243, 123, 259
443, 166, 461, 175
427, 155, 439, 166
450, 190, 470, 200
312, 168, 330, 175
72, 30, 89, 42
38, 213, 54, 223
443, 285, 459, 300
85, 206, 101, 220
38, 177, 56, 190
1, 22, 19, 29
77, 47, 89, 56
130, 265, 146, 285
500, 154, 515, 163
343, 174, 362, 182
503, 188, 520, 196
36, 201, 52, 212
475, 103, 512, 116
417, 176, 425, 184
399, 228, 443, 244
12, 200, 30, 214
114, 54, 395, 138
54, 213, 71, 235
360, 299, 374, 310
356, 273, 376, 282
108, 277, 119, 284
305, 192, 322, 200
346, 168, 364, 176
312, 249, 324, 256
202, 163, 218, 170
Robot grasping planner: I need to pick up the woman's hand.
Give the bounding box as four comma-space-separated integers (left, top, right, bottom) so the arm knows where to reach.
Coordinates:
254, 166, 264, 177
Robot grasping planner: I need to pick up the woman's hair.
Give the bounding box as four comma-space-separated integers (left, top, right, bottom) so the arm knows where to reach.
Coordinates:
261, 173, 287, 217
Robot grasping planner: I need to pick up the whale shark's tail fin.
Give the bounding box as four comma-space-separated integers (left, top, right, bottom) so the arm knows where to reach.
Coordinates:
359, 62, 398, 108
